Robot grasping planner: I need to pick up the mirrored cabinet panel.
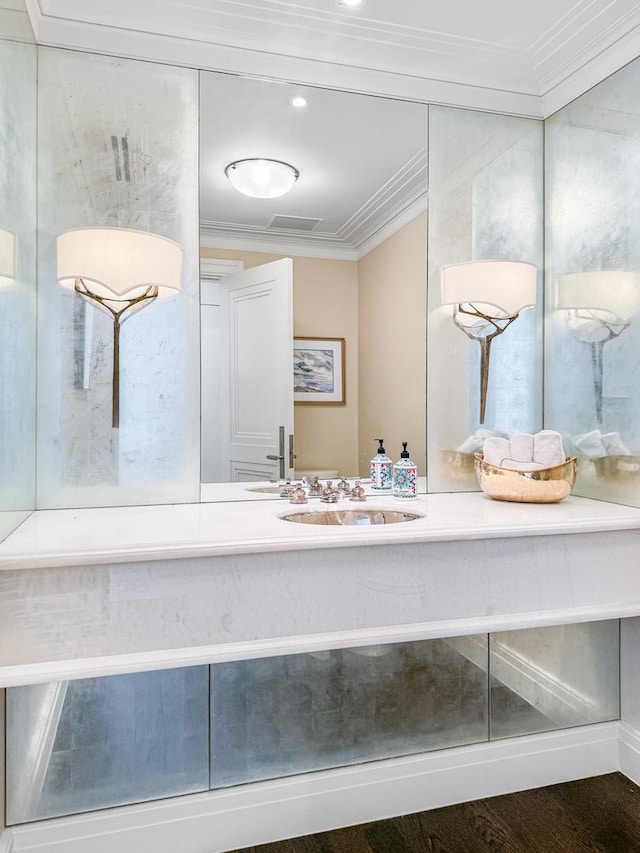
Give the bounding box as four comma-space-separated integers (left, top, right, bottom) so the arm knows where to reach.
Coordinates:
210, 638, 489, 788
5, 623, 619, 824
489, 620, 619, 740
6, 667, 210, 824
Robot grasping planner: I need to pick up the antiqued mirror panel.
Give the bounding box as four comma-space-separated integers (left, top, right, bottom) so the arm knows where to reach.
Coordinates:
546, 56, 640, 506
490, 621, 619, 739
0, 25, 36, 539
36, 48, 200, 509
427, 105, 544, 493
210, 638, 489, 788
6, 667, 210, 823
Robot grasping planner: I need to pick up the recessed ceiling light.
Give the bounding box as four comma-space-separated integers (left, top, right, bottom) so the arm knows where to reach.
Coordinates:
290, 96, 308, 108
339, 0, 363, 6
225, 159, 300, 199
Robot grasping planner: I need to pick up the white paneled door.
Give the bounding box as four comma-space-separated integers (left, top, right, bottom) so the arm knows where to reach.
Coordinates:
202, 258, 294, 483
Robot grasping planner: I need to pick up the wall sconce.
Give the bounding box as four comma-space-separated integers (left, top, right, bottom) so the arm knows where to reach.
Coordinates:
225, 158, 299, 198
557, 271, 640, 423
0, 228, 16, 287
56, 227, 183, 429
441, 260, 537, 424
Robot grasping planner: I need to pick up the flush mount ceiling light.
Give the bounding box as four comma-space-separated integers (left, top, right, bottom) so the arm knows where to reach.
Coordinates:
339, 0, 363, 6
290, 96, 307, 108
225, 158, 299, 199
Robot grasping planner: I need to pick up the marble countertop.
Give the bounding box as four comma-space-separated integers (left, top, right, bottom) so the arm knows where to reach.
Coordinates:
1, 489, 640, 571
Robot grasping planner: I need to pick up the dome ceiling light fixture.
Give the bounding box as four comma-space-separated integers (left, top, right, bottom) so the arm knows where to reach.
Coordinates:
225, 158, 300, 199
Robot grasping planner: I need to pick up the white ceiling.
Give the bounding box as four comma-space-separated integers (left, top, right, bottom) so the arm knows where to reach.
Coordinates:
199, 72, 427, 259
19, 0, 640, 257
23, 0, 640, 117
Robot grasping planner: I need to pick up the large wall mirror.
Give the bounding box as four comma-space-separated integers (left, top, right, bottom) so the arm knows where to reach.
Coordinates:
32, 46, 545, 510
0, 8, 37, 539
12, 36, 640, 513
546, 54, 640, 507
198, 71, 427, 494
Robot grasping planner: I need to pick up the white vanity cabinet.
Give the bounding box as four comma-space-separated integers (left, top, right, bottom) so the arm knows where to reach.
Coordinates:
1, 495, 640, 853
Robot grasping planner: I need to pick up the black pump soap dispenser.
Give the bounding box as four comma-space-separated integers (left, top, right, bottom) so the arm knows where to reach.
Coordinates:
392, 442, 417, 499
370, 438, 392, 491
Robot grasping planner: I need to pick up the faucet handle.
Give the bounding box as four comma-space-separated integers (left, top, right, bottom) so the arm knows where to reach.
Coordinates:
337, 477, 351, 495
289, 484, 308, 504
350, 480, 366, 501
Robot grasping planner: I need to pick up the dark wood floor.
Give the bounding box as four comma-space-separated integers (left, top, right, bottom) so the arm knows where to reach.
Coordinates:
232, 773, 640, 852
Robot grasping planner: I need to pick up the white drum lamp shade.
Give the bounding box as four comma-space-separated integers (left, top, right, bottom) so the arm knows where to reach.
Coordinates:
557, 271, 640, 319
441, 260, 537, 316
55, 227, 184, 428
56, 228, 183, 300
441, 259, 538, 424
0, 228, 16, 287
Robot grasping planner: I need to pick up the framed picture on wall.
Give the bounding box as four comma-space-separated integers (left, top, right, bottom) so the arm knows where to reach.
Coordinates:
293, 337, 345, 405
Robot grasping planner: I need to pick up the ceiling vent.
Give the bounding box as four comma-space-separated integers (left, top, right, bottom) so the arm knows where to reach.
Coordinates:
268, 214, 323, 231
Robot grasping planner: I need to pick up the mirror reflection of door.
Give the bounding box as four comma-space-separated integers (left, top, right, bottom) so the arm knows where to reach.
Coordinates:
199, 70, 428, 487
201, 258, 294, 482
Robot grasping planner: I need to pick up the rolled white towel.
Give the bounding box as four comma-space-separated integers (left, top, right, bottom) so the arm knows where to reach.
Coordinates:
483, 436, 511, 467
484, 430, 566, 471
602, 432, 631, 456
532, 429, 566, 468
574, 430, 607, 459
501, 459, 547, 471
510, 433, 534, 463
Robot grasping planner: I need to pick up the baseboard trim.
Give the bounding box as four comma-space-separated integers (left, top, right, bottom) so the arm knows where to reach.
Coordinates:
618, 721, 640, 785
9, 723, 619, 853
0, 828, 15, 853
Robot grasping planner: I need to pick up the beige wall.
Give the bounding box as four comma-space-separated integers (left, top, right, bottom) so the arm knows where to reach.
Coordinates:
357, 213, 427, 476
201, 247, 359, 477
202, 215, 426, 482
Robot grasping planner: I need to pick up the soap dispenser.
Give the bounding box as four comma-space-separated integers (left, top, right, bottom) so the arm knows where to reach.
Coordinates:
392, 442, 417, 499
370, 438, 392, 491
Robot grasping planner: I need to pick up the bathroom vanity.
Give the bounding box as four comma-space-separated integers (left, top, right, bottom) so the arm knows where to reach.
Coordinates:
4, 3, 640, 851
2, 493, 640, 853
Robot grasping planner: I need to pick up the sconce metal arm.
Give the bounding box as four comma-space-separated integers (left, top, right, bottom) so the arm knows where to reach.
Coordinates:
566, 309, 630, 424
74, 278, 159, 428
452, 303, 520, 424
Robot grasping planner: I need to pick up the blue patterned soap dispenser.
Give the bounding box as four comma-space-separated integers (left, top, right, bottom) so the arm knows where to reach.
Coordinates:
392, 442, 417, 499
370, 438, 392, 491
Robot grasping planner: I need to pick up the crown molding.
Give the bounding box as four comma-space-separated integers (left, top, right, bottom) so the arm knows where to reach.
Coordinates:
200, 192, 427, 262
541, 13, 640, 116
24, 0, 544, 117
200, 145, 427, 262
354, 196, 426, 261
200, 222, 358, 261
23, 0, 640, 119
338, 148, 426, 244
0, 3, 35, 42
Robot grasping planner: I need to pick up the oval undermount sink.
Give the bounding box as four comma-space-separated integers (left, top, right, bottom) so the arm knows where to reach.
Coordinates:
280, 509, 423, 526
